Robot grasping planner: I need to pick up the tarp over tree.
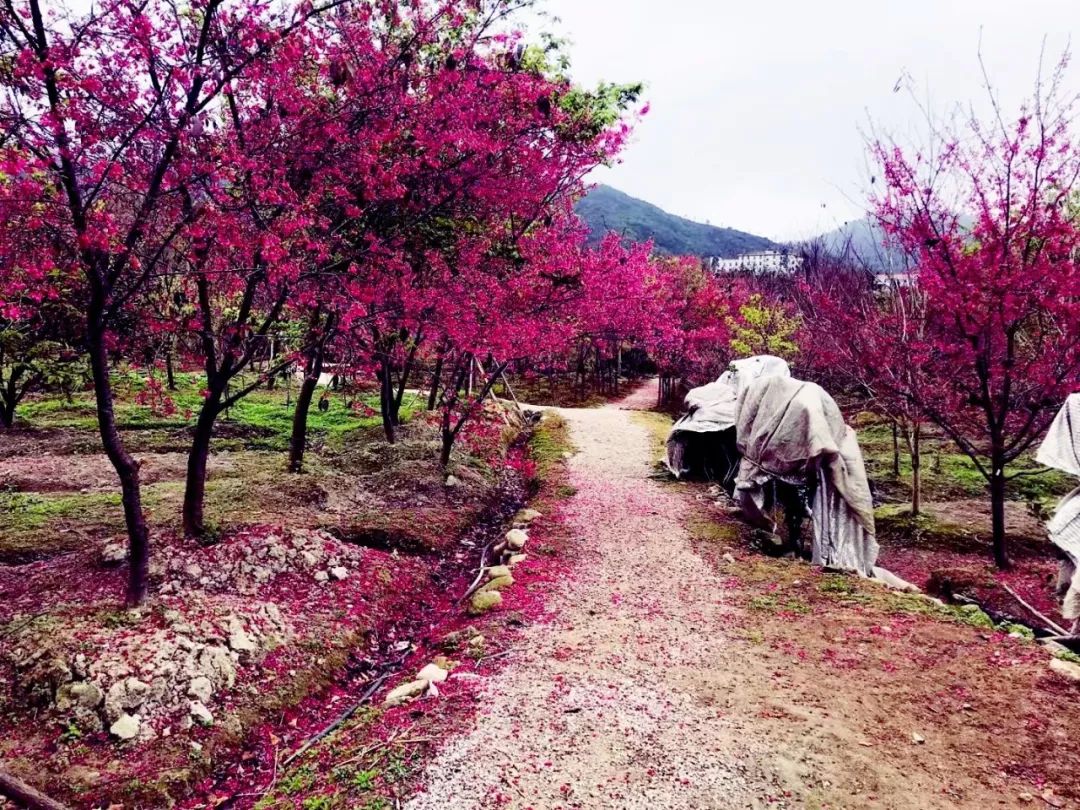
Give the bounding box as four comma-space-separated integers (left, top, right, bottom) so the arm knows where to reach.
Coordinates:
733, 375, 878, 577
665, 355, 790, 480
1036, 394, 1080, 631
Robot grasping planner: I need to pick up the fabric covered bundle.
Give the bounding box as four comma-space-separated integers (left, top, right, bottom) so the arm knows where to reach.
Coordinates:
733, 375, 878, 576
665, 355, 790, 478
1036, 394, 1080, 625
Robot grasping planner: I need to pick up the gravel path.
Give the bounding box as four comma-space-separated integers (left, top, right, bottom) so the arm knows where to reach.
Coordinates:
405, 380, 788, 809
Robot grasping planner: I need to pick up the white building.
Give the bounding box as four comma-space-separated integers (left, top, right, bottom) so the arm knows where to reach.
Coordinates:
709, 250, 803, 275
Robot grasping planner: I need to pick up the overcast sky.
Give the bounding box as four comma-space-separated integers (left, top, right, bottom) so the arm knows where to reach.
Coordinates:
529, 0, 1080, 241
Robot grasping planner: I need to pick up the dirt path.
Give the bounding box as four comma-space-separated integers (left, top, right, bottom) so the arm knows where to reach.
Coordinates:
406, 382, 787, 808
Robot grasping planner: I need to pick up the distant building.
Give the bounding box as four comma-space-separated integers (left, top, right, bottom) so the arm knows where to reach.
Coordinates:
708, 250, 804, 275
873, 272, 916, 288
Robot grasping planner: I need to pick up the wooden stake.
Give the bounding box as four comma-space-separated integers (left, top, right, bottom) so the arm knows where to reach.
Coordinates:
0, 770, 73, 810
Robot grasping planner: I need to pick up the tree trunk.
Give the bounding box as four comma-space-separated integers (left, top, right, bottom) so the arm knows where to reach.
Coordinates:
378, 357, 396, 444
891, 422, 901, 477
990, 453, 1009, 569
427, 352, 444, 411
165, 346, 177, 391
88, 312, 151, 606
910, 423, 921, 517
440, 422, 454, 467
0, 399, 13, 428
183, 391, 222, 538
288, 371, 321, 473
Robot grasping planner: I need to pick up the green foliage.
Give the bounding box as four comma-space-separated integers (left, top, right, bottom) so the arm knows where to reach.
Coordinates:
301, 796, 337, 810
278, 766, 316, 796
350, 769, 379, 791
1054, 649, 1080, 665
728, 294, 800, 358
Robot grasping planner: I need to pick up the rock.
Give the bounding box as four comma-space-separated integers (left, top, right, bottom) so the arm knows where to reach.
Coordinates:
314, 570, 330, 583
910, 732, 925, 744
15, 652, 73, 706
72, 654, 89, 680
197, 645, 236, 689
228, 619, 257, 653
515, 509, 542, 525
99, 542, 127, 567
416, 663, 449, 684
189, 701, 214, 727
329, 566, 349, 581
110, 713, 140, 740
183, 563, 204, 580
187, 676, 214, 703
508, 554, 527, 566
722, 553, 736, 564
444, 475, 459, 488
384, 679, 427, 707
469, 591, 502, 615
104, 678, 150, 722
505, 529, 528, 551
480, 574, 514, 593
301, 550, 319, 567
56, 681, 104, 711
1042, 789, 1066, 808
1050, 657, 1080, 682
486, 565, 512, 580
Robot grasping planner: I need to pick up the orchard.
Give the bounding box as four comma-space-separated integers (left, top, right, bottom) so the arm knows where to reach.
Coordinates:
2, 2, 1080, 808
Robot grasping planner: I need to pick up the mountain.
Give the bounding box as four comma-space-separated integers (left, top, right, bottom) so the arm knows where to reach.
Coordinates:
818, 217, 909, 273
575, 185, 776, 258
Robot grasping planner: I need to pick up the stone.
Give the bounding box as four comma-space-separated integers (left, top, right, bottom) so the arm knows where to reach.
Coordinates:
187, 676, 214, 703
110, 713, 140, 740
722, 553, 736, 564
228, 619, 257, 653
444, 475, 459, 488
486, 565, 512, 580
468, 591, 502, 615
505, 529, 528, 551
99, 542, 127, 567
314, 570, 330, 583
183, 563, 204, 580
416, 663, 449, 684
480, 574, 514, 593
329, 566, 349, 581
105, 677, 150, 722
56, 681, 104, 711
910, 732, 925, 744
197, 646, 237, 689
189, 701, 214, 727
1050, 657, 1080, 683
515, 509, 542, 525
508, 554, 527, 566
301, 550, 319, 567
384, 679, 427, 707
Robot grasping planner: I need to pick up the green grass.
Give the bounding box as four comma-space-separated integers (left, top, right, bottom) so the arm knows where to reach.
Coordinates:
18, 369, 414, 452
858, 419, 1073, 507
0, 491, 124, 562
528, 412, 574, 486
